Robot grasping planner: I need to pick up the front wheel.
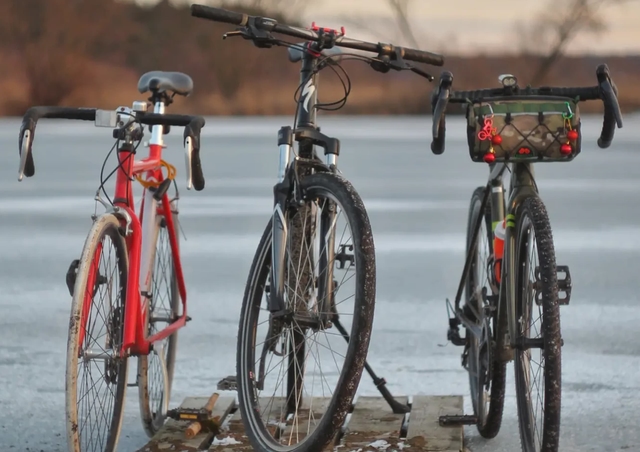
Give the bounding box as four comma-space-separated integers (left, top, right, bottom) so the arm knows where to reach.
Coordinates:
236, 172, 376, 452
513, 196, 562, 452
65, 214, 129, 452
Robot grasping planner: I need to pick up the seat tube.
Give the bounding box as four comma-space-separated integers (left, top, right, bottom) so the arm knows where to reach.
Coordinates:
139, 100, 165, 339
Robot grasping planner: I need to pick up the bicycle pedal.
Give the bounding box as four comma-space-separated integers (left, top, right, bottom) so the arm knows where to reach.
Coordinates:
186, 316, 192, 322
447, 318, 466, 347
556, 265, 572, 305
217, 375, 237, 391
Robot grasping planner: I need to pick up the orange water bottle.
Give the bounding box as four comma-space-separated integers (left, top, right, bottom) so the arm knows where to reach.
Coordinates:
493, 219, 506, 283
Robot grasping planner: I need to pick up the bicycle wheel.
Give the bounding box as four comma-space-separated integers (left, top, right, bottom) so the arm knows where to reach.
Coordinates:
66, 214, 129, 452
138, 206, 180, 436
464, 187, 507, 438
237, 172, 376, 452
513, 196, 561, 452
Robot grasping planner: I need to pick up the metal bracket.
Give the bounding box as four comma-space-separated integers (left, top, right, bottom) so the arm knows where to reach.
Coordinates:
439, 414, 478, 427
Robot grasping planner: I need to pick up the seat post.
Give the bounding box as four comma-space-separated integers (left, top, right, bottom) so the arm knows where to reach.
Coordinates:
150, 100, 165, 148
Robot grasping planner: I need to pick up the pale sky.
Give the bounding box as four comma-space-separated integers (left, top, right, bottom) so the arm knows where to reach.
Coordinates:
307, 0, 640, 55
162, 0, 640, 55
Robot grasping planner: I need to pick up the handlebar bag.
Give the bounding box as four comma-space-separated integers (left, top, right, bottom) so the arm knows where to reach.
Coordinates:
466, 96, 581, 163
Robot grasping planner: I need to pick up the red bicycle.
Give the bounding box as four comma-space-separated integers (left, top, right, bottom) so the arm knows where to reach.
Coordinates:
17, 71, 206, 452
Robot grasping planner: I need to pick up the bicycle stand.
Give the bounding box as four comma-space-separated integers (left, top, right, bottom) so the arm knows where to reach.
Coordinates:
331, 317, 410, 414
216, 321, 410, 414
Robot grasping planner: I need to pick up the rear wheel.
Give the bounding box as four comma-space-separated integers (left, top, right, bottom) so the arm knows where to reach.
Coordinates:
65, 214, 129, 452
138, 206, 180, 436
513, 196, 562, 452
237, 172, 376, 452
464, 186, 507, 438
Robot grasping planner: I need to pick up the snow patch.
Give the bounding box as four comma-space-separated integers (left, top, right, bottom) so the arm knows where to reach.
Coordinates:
212, 436, 242, 446
368, 439, 391, 450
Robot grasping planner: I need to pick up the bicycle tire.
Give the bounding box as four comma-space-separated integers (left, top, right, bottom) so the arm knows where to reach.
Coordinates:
513, 196, 561, 452
465, 186, 507, 438
236, 172, 376, 452
138, 208, 180, 436
65, 214, 129, 452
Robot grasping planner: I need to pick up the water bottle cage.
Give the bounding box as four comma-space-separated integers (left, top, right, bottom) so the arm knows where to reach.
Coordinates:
488, 255, 502, 291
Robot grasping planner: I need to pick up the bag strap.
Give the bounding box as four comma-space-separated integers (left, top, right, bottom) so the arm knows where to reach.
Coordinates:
474, 101, 575, 116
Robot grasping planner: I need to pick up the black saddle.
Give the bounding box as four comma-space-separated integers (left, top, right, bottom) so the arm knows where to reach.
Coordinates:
137, 71, 194, 97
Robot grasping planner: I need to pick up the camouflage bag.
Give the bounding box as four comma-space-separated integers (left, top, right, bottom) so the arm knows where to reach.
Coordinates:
466, 96, 582, 163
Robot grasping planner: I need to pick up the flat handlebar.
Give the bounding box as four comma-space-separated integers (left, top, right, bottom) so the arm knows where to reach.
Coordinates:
18, 106, 206, 191
430, 64, 623, 155
190, 4, 445, 67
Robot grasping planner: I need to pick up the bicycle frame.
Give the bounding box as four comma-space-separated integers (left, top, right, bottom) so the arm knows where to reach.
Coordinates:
81, 100, 189, 358
453, 161, 540, 355
267, 43, 340, 320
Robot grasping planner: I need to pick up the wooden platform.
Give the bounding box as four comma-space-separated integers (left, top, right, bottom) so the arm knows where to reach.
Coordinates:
136, 394, 465, 452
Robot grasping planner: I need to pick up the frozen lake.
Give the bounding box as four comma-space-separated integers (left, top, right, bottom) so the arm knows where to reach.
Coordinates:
0, 114, 639, 451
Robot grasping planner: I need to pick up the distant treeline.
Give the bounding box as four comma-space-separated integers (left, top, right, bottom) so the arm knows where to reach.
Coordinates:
0, 0, 638, 116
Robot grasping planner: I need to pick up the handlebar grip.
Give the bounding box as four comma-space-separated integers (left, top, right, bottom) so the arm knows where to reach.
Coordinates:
596, 64, 623, 149
543, 86, 600, 99
139, 113, 192, 127
18, 106, 96, 179
431, 71, 453, 154
402, 47, 445, 67
190, 4, 248, 26
183, 117, 206, 191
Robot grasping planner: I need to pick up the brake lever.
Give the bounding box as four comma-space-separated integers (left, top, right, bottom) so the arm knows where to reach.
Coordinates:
222, 31, 244, 39
223, 24, 275, 48
595, 64, 623, 128
410, 66, 434, 82
432, 72, 453, 139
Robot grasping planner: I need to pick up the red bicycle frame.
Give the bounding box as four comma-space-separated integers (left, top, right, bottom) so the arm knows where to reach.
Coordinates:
80, 101, 189, 358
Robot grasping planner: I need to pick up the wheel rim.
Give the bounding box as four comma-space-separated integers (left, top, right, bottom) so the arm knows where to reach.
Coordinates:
141, 217, 176, 432
74, 231, 127, 451
516, 219, 545, 451
240, 189, 360, 450
467, 203, 492, 426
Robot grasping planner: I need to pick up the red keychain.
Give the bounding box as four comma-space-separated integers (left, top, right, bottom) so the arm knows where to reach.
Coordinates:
478, 114, 501, 163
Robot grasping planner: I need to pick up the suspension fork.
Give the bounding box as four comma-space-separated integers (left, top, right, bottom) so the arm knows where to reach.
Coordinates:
268, 127, 294, 314
317, 196, 337, 324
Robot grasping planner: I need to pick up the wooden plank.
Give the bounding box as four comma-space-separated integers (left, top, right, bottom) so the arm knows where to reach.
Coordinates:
137, 395, 236, 452
341, 396, 407, 450
138, 394, 466, 452
406, 395, 463, 452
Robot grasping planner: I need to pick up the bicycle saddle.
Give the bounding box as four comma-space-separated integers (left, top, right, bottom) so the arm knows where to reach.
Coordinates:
137, 71, 194, 97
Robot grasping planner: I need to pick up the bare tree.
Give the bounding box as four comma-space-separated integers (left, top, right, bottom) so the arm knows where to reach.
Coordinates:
336, 0, 422, 50
387, 0, 420, 49
521, 0, 634, 85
